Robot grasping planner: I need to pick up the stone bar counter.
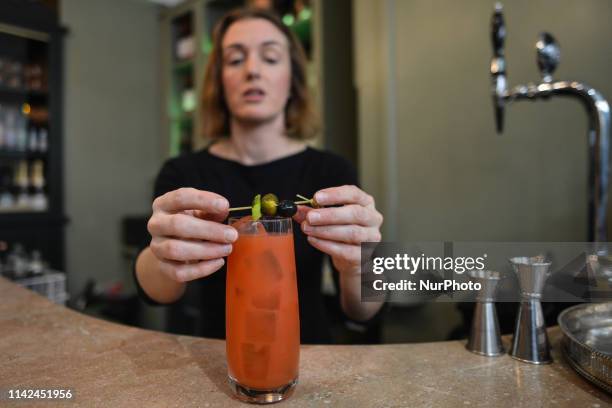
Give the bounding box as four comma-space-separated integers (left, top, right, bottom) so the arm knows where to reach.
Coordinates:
1, 277, 610, 408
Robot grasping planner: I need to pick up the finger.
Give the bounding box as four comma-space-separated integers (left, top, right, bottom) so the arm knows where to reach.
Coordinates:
153, 187, 229, 216
314, 185, 375, 208
293, 205, 313, 224
150, 237, 233, 262
301, 222, 381, 245
148, 213, 238, 243
307, 236, 361, 264
159, 258, 225, 283
306, 204, 382, 227
192, 209, 229, 223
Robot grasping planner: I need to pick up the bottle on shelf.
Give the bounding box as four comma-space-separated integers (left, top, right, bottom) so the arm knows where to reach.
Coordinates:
25, 63, 45, 91
28, 126, 38, 152
16, 115, 28, 152
181, 74, 196, 113
4, 108, 17, 150
2, 243, 49, 279
14, 160, 30, 209
175, 14, 195, 61
29, 249, 45, 275
30, 159, 47, 211
38, 128, 48, 152
6, 243, 28, 279
6, 60, 24, 89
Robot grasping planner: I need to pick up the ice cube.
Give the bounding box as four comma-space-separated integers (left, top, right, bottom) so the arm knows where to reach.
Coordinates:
241, 343, 270, 379
257, 250, 283, 282
254, 221, 267, 235
231, 215, 252, 233
245, 309, 276, 343
252, 288, 281, 310
245, 250, 282, 282
233, 215, 270, 235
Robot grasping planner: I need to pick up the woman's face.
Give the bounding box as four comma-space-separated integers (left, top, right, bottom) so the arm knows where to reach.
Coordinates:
221, 18, 291, 125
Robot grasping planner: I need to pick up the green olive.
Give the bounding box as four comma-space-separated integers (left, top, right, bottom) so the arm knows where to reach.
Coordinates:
262, 193, 279, 216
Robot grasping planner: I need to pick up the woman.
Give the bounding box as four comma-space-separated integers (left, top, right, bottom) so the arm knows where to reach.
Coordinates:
134, 8, 384, 344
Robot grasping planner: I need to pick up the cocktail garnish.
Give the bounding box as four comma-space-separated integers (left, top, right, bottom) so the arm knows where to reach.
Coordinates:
252, 194, 262, 221
262, 193, 279, 216
228, 193, 317, 215
277, 200, 297, 217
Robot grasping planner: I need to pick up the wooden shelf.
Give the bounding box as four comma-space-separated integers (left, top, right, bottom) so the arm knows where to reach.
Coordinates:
0, 206, 47, 214
0, 150, 48, 160
0, 85, 48, 99
0, 212, 67, 227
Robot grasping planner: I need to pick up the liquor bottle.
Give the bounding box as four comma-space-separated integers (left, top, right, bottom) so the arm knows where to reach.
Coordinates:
7, 61, 23, 89
14, 160, 29, 209
181, 75, 195, 113
6, 243, 28, 279
5, 108, 16, 150
30, 160, 47, 211
38, 128, 48, 152
16, 115, 28, 152
29, 250, 44, 275
28, 127, 38, 152
175, 16, 194, 60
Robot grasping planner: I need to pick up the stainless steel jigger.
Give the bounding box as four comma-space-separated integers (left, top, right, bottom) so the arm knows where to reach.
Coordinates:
466, 270, 504, 356
509, 256, 552, 364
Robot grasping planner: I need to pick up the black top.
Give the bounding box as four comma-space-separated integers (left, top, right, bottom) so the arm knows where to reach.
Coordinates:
133, 145, 358, 344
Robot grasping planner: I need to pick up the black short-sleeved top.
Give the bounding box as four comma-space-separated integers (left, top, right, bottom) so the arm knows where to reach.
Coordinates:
133, 144, 358, 344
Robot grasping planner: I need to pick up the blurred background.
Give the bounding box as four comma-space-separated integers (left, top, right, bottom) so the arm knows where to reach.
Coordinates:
1, 0, 611, 344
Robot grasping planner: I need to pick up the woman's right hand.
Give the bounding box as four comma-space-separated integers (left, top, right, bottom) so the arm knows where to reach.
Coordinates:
147, 187, 238, 283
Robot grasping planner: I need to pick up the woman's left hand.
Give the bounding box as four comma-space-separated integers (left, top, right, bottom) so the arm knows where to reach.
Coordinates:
293, 185, 383, 276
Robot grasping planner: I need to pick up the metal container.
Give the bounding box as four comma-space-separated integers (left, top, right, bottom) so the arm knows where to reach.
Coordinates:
558, 303, 612, 393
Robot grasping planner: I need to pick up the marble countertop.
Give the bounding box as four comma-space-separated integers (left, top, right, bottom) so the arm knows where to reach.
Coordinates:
1, 277, 610, 407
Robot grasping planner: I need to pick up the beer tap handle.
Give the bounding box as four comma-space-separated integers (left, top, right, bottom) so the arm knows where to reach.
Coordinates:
491, 3, 506, 59
491, 3, 507, 133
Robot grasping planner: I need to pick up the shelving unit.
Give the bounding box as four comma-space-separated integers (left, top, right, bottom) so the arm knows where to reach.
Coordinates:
0, 1, 66, 272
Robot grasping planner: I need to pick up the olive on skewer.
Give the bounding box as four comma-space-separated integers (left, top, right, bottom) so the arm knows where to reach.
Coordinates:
262, 193, 279, 216
277, 200, 297, 217
228, 193, 315, 220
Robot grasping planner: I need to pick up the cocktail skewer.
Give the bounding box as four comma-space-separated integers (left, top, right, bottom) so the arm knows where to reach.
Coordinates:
228, 194, 315, 213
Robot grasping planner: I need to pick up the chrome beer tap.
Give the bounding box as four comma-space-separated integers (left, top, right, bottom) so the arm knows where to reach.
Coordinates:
491, 3, 611, 243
